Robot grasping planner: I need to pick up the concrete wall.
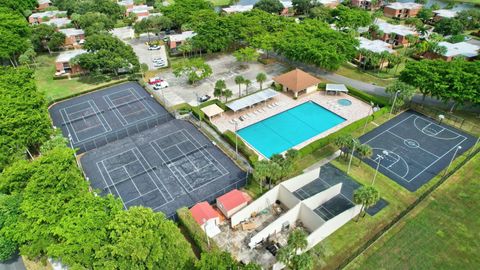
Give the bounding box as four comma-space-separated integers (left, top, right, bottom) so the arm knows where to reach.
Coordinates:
231, 186, 280, 227
248, 205, 301, 249
299, 204, 325, 233
279, 185, 302, 209
305, 85, 318, 95
306, 205, 361, 250
281, 168, 320, 192
303, 183, 342, 210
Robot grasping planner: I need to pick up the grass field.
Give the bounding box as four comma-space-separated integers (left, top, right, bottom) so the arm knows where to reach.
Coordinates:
35, 54, 126, 102
335, 64, 395, 87
346, 153, 480, 270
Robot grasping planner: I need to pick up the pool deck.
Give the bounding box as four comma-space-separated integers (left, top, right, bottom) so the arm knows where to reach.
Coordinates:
211, 90, 371, 159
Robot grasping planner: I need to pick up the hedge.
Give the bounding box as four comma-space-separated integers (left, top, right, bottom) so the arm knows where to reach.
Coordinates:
222, 130, 259, 165
298, 107, 390, 156
346, 86, 389, 107
176, 207, 218, 254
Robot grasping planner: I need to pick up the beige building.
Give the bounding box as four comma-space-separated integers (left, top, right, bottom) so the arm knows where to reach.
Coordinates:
272, 69, 322, 98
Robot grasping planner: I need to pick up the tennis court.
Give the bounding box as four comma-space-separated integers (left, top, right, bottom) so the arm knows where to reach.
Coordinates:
49, 82, 171, 153
81, 120, 247, 218
359, 111, 477, 191
293, 163, 387, 216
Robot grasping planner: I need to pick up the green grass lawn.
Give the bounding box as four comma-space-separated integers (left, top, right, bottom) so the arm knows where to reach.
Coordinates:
347, 153, 480, 270
335, 64, 395, 87
35, 54, 126, 102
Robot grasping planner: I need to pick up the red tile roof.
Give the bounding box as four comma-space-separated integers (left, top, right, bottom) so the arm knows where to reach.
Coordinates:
217, 189, 248, 211
190, 202, 219, 225
272, 68, 322, 92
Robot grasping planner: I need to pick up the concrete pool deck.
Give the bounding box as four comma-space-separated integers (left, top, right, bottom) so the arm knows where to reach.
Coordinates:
211, 90, 371, 158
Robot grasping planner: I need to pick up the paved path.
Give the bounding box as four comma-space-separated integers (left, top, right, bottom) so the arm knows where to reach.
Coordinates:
303, 150, 342, 173
0, 256, 26, 270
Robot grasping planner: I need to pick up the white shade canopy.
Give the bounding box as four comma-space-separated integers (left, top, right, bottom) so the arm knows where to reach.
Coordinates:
226, 89, 278, 112
326, 84, 348, 93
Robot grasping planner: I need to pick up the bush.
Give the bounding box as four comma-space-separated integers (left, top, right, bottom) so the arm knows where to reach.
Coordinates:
346, 86, 389, 107
0, 235, 17, 262
298, 107, 389, 156
222, 131, 259, 165
177, 207, 218, 254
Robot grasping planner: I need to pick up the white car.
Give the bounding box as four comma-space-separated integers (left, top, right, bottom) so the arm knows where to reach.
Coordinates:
148, 45, 161, 50
153, 81, 169, 90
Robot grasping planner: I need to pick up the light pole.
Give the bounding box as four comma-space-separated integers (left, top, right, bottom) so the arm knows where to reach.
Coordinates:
438, 114, 445, 125
347, 139, 357, 174
372, 151, 387, 185
389, 90, 400, 119
362, 102, 375, 135
444, 146, 462, 176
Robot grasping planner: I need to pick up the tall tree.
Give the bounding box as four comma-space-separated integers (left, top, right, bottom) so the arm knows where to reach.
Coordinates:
331, 6, 372, 31
277, 229, 313, 270
234, 75, 245, 97
233, 47, 260, 67
161, 0, 213, 28
256, 72, 267, 90
173, 58, 212, 84
0, 7, 31, 66
253, 0, 285, 14
72, 12, 115, 36
292, 0, 316, 15
434, 18, 465, 36
353, 186, 380, 220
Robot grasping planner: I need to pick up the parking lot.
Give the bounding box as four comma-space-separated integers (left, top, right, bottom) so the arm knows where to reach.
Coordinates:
127, 35, 168, 70
153, 54, 289, 106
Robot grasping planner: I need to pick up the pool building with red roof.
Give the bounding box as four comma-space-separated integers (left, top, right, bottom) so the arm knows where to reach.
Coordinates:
216, 189, 249, 218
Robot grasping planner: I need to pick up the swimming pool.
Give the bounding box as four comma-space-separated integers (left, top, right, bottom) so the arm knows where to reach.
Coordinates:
237, 101, 346, 158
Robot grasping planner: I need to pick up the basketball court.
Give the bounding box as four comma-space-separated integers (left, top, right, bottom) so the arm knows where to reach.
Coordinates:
359, 111, 477, 191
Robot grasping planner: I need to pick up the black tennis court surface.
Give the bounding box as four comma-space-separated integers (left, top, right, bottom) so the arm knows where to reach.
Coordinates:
80, 120, 247, 218
359, 110, 477, 191
294, 163, 388, 217
49, 82, 171, 153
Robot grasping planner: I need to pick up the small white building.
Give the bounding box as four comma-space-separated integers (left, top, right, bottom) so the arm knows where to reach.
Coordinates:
42, 18, 72, 28
167, 31, 197, 49
357, 37, 395, 54
222, 5, 254, 14
433, 9, 458, 20
436, 41, 479, 61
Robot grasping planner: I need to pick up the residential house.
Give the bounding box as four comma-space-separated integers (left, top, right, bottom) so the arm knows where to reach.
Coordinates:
222, 5, 254, 14
117, 0, 134, 10
37, 0, 52, 11
272, 69, 322, 98
318, 0, 340, 8
28, 10, 67, 24
59, 28, 85, 47
55, 49, 86, 76
384, 2, 422, 19
356, 37, 395, 68
190, 202, 221, 237
42, 18, 71, 29
216, 189, 249, 218
167, 31, 196, 50
351, 0, 384, 10
373, 19, 418, 46
424, 41, 479, 61
433, 9, 458, 22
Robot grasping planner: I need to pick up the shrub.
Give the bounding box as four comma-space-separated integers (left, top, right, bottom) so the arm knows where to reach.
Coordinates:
346, 86, 389, 107
222, 131, 259, 165
176, 207, 218, 254
0, 235, 17, 262
298, 107, 389, 156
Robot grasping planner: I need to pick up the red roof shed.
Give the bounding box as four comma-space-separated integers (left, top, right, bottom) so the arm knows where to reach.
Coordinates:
216, 189, 249, 218
190, 202, 219, 226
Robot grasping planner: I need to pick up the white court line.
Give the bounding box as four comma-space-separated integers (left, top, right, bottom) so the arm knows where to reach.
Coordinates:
369, 147, 410, 181
105, 88, 153, 126
123, 164, 141, 195
386, 130, 440, 159
98, 160, 128, 210
183, 129, 229, 174
104, 95, 128, 126
363, 115, 415, 145
413, 116, 465, 140
128, 87, 157, 115
131, 148, 172, 202
59, 108, 78, 143
409, 137, 467, 182
89, 100, 112, 132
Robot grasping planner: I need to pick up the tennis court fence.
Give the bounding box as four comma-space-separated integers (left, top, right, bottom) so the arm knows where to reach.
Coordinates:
73, 114, 172, 153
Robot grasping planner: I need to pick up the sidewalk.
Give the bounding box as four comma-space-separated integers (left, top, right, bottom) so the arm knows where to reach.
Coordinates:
303, 150, 342, 173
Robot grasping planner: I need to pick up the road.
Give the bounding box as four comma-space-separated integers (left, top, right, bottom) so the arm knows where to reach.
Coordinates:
0, 256, 26, 270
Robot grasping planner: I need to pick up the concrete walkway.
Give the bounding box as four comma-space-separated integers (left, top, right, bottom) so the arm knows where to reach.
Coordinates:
303, 150, 342, 173
0, 256, 26, 270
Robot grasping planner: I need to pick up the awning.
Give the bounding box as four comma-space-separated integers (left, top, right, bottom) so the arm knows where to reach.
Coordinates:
226, 89, 278, 112
201, 104, 224, 118
326, 84, 348, 93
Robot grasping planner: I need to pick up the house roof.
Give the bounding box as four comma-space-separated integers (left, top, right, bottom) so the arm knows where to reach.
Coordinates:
190, 202, 219, 225
326, 84, 348, 93
30, 10, 66, 18
118, 0, 134, 6
357, 37, 394, 54
226, 89, 278, 112
169, 31, 196, 42
434, 9, 458, 18
56, 49, 86, 63
222, 5, 253, 13
438, 41, 479, 58
318, 0, 338, 5
128, 5, 153, 14
42, 18, 71, 27
386, 2, 422, 10
375, 19, 417, 37
280, 0, 293, 8
217, 189, 248, 211
201, 104, 224, 118
272, 69, 321, 92
38, 0, 52, 4
59, 28, 84, 36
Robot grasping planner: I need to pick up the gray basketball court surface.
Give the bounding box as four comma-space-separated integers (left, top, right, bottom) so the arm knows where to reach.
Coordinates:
359, 110, 477, 191
293, 163, 388, 218
49, 82, 171, 153
49, 82, 246, 218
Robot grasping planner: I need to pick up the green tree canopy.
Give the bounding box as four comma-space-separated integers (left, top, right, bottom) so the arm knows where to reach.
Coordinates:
277, 229, 313, 270
253, 0, 285, 14
353, 186, 380, 219
72, 12, 115, 36
331, 6, 372, 31
434, 18, 465, 36
161, 0, 213, 28
0, 67, 51, 170
74, 33, 140, 75
0, 7, 31, 66
173, 58, 212, 84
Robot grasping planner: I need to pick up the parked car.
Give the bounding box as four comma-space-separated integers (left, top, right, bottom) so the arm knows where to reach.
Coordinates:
153, 81, 169, 90
198, 95, 211, 103
153, 62, 166, 68
148, 77, 163, 85
148, 45, 161, 50
153, 58, 165, 64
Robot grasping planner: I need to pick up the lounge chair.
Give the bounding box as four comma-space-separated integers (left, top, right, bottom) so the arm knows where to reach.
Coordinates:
247, 113, 254, 117
229, 119, 235, 125
255, 110, 261, 114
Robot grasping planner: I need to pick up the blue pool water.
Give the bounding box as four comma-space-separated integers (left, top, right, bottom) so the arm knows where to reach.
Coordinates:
237, 101, 346, 158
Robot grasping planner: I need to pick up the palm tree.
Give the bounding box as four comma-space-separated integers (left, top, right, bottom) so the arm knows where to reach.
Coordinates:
223, 89, 233, 102
244, 79, 252, 95
353, 186, 380, 221
256, 72, 267, 90
214, 80, 226, 101
356, 144, 373, 166
253, 160, 270, 193
234, 75, 245, 97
